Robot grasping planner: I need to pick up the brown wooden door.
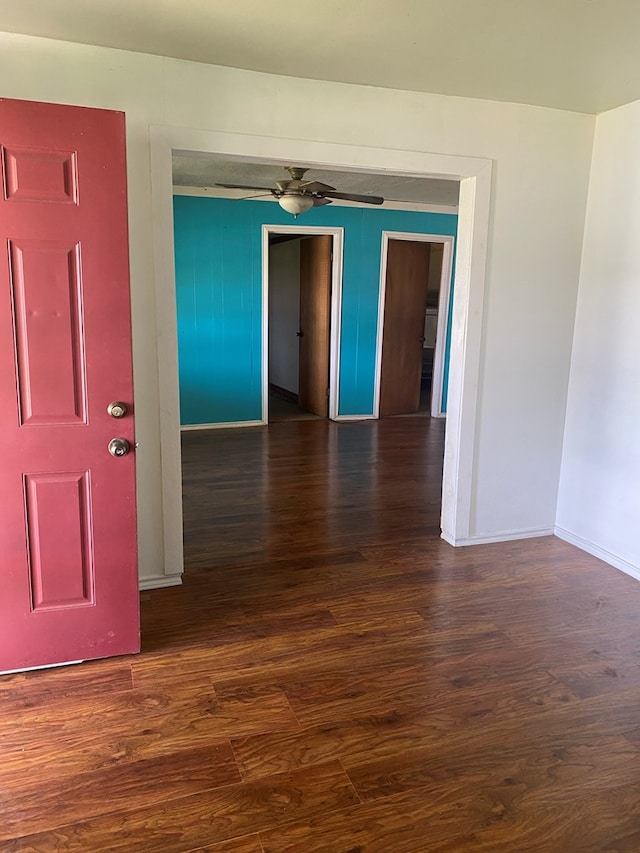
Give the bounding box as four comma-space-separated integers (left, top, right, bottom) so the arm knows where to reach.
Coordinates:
298, 235, 332, 417
379, 239, 431, 416
0, 98, 139, 673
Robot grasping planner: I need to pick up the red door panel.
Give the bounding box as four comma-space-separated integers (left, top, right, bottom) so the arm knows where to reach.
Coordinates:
0, 98, 139, 672
10, 239, 87, 425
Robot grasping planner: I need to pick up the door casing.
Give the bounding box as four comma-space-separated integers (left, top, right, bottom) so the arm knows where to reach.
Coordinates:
262, 224, 344, 422
374, 232, 455, 419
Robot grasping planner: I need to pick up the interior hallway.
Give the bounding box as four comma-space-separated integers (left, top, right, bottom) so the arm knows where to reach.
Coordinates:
3, 417, 640, 850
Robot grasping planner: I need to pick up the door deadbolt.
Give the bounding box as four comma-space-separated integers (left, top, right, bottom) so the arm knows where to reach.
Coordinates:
108, 438, 130, 457
107, 401, 128, 419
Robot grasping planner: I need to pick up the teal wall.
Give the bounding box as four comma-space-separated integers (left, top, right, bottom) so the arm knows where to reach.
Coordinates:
173, 195, 457, 425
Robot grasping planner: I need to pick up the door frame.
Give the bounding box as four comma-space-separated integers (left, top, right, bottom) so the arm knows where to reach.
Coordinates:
149, 125, 492, 571
374, 231, 455, 419
263, 225, 344, 422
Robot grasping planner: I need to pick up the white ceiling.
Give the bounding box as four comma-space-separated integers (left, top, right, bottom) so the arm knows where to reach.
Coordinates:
3, 0, 640, 114
172, 156, 460, 208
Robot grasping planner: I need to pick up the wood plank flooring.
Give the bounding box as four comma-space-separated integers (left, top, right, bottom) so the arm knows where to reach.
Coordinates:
3, 417, 640, 851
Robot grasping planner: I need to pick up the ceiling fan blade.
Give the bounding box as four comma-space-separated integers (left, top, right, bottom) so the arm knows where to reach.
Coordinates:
214, 182, 275, 192
321, 191, 384, 205
301, 181, 335, 193
313, 197, 332, 206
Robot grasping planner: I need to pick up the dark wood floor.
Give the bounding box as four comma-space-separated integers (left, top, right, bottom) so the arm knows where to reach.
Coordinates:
3, 418, 640, 851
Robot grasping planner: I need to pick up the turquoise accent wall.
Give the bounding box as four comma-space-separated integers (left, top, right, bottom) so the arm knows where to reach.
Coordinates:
173, 195, 457, 425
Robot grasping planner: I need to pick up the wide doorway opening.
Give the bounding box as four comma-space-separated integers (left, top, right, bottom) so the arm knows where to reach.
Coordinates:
152, 128, 492, 580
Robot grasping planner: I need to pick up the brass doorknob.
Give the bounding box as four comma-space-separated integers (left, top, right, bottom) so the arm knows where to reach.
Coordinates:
108, 438, 130, 457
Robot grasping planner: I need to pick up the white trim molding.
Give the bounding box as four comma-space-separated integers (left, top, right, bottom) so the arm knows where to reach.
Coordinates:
0, 660, 84, 677
139, 574, 184, 591
262, 224, 344, 423
150, 124, 492, 575
554, 527, 640, 583
334, 414, 377, 422
442, 526, 555, 547
173, 185, 458, 215
374, 231, 455, 420
439, 171, 491, 544
181, 420, 265, 431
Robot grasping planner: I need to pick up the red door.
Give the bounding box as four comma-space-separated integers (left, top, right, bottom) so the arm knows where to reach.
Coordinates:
0, 99, 139, 673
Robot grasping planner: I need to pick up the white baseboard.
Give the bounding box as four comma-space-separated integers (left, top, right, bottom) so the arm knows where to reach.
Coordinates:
139, 574, 183, 591
1, 659, 83, 676
183, 416, 377, 427
442, 526, 555, 547
181, 420, 264, 431
554, 526, 640, 583
333, 414, 376, 422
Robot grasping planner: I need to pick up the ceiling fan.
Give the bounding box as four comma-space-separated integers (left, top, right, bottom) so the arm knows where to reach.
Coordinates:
214, 166, 384, 217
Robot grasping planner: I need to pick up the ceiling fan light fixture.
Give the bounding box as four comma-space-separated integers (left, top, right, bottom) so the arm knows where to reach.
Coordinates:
214, 167, 385, 212
278, 193, 314, 217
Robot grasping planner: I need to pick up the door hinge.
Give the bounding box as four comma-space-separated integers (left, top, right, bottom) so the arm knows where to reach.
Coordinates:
326, 387, 330, 397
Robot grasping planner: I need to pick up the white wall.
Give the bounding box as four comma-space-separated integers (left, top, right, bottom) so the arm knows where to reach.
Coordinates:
268, 240, 301, 395
556, 99, 640, 578
0, 31, 595, 582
